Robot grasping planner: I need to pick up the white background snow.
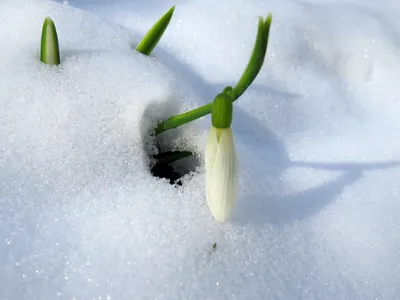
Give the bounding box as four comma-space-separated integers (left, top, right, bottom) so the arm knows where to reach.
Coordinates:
1, 0, 400, 299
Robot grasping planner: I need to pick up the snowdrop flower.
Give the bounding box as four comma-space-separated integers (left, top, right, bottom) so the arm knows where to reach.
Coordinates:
205, 91, 238, 222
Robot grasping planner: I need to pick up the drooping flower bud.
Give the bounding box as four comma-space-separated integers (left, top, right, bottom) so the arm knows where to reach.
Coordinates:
205, 91, 238, 222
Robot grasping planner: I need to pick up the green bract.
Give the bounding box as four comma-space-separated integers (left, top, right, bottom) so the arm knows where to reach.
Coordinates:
212, 92, 233, 129
136, 6, 175, 56
40, 17, 60, 65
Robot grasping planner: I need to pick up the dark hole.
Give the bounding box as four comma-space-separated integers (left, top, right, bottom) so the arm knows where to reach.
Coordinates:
150, 161, 183, 185
140, 102, 201, 186
150, 150, 197, 185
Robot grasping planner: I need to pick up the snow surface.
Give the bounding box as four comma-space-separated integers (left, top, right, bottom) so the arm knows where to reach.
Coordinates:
1, 0, 400, 299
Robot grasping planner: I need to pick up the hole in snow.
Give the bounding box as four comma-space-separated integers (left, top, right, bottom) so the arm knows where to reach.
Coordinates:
150, 150, 198, 185
140, 101, 201, 185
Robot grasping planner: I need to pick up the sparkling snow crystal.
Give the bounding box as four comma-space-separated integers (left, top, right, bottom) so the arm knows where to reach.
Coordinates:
1, 0, 400, 299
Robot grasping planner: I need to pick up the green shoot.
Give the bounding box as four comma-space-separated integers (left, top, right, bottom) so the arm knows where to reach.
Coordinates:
136, 6, 175, 56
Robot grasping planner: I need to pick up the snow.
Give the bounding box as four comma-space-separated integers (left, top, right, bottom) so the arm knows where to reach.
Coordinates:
1, 0, 400, 299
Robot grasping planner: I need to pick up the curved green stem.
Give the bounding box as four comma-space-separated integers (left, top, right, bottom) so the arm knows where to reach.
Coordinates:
154, 13, 272, 135
231, 14, 272, 99
136, 6, 175, 56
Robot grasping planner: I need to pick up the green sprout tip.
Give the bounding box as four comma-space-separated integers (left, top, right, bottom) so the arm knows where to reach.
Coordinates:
136, 6, 175, 56
40, 17, 60, 65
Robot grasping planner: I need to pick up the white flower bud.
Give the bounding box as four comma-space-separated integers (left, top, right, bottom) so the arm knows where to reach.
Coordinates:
205, 126, 238, 222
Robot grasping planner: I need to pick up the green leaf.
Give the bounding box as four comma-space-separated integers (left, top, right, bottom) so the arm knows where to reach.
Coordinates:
136, 6, 175, 56
153, 150, 193, 165
231, 13, 272, 99
40, 17, 60, 65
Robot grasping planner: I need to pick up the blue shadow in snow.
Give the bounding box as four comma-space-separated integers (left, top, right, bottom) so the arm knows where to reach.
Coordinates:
152, 44, 400, 225
235, 161, 400, 225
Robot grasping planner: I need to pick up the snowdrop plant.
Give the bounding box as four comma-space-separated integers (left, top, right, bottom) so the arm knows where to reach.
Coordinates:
150, 14, 272, 220
205, 88, 238, 222
40, 17, 60, 65
150, 14, 272, 217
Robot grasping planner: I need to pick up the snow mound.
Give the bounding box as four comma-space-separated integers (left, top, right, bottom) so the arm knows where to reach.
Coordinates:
1, 0, 400, 299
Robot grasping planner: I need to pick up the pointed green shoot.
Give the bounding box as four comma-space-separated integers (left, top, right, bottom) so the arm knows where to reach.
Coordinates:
154, 13, 272, 135
136, 6, 175, 56
40, 17, 60, 65
212, 92, 233, 129
231, 13, 272, 99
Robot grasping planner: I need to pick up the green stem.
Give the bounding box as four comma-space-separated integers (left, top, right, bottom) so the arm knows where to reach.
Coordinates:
155, 102, 213, 135
136, 6, 175, 56
232, 14, 272, 99
154, 13, 272, 135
